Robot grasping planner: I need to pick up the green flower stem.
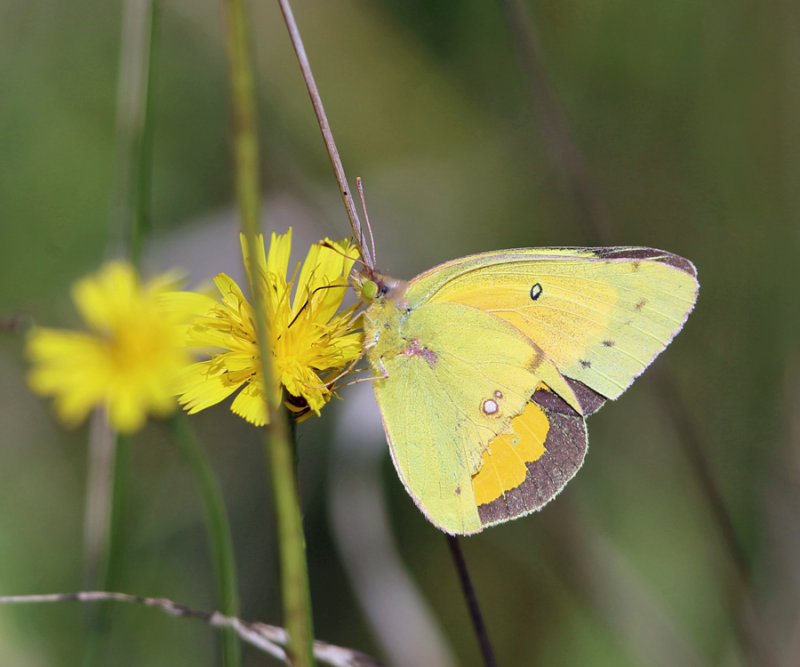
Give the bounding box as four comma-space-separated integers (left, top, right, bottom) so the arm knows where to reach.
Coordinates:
169, 415, 241, 667
263, 409, 314, 667
221, 0, 315, 665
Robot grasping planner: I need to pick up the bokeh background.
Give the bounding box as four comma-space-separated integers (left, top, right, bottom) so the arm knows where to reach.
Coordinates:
1, 0, 798, 665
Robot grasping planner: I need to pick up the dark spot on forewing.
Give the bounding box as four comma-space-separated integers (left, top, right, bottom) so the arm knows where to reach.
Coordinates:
602, 339, 615, 347
592, 247, 697, 277
635, 298, 648, 311
529, 350, 544, 373
455, 486, 461, 495
530, 283, 543, 300
580, 359, 591, 368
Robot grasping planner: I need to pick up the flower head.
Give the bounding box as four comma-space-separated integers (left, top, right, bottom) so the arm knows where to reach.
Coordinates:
173, 229, 363, 426
26, 262, 193, 433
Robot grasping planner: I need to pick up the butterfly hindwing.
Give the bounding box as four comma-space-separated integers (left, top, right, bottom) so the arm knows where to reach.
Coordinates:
473, 385, 587, 528
368, 301, 563, 534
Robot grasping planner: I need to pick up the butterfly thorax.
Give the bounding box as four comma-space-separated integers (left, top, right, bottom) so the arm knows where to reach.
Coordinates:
350, 268, 413, 366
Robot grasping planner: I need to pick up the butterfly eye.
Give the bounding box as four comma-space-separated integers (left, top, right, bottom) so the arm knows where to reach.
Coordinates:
361, 279, 379, 301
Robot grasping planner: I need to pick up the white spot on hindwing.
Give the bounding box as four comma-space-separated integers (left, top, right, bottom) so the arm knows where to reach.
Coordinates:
481, 393, 502, 416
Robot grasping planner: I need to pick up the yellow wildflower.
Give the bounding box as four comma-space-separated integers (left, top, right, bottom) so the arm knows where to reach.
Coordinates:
26, 262, 192, 433
173, 229, 362, 426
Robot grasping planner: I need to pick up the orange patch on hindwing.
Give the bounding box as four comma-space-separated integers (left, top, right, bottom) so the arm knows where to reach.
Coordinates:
472, 401, 549, 505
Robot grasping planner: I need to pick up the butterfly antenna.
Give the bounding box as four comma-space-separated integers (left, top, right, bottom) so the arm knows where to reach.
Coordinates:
287, 282, 351, 330
356, 177, 377, 271
319, 240, 373, 278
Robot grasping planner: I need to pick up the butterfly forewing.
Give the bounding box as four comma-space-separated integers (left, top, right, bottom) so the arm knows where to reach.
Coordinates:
406, 247, 698, 402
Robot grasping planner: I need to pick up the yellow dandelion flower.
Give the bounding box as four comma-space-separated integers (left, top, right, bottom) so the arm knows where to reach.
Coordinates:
26, 262, 193, 433
173, 229, 363, 426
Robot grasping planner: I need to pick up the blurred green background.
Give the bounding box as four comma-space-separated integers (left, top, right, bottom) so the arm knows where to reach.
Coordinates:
1, 0, 798, 665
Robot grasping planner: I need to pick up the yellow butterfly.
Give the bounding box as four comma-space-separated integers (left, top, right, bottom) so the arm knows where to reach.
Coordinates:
352, 246, 698, 535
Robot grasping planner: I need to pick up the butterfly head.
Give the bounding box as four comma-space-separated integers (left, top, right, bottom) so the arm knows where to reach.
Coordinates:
350, 267, 405, 305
